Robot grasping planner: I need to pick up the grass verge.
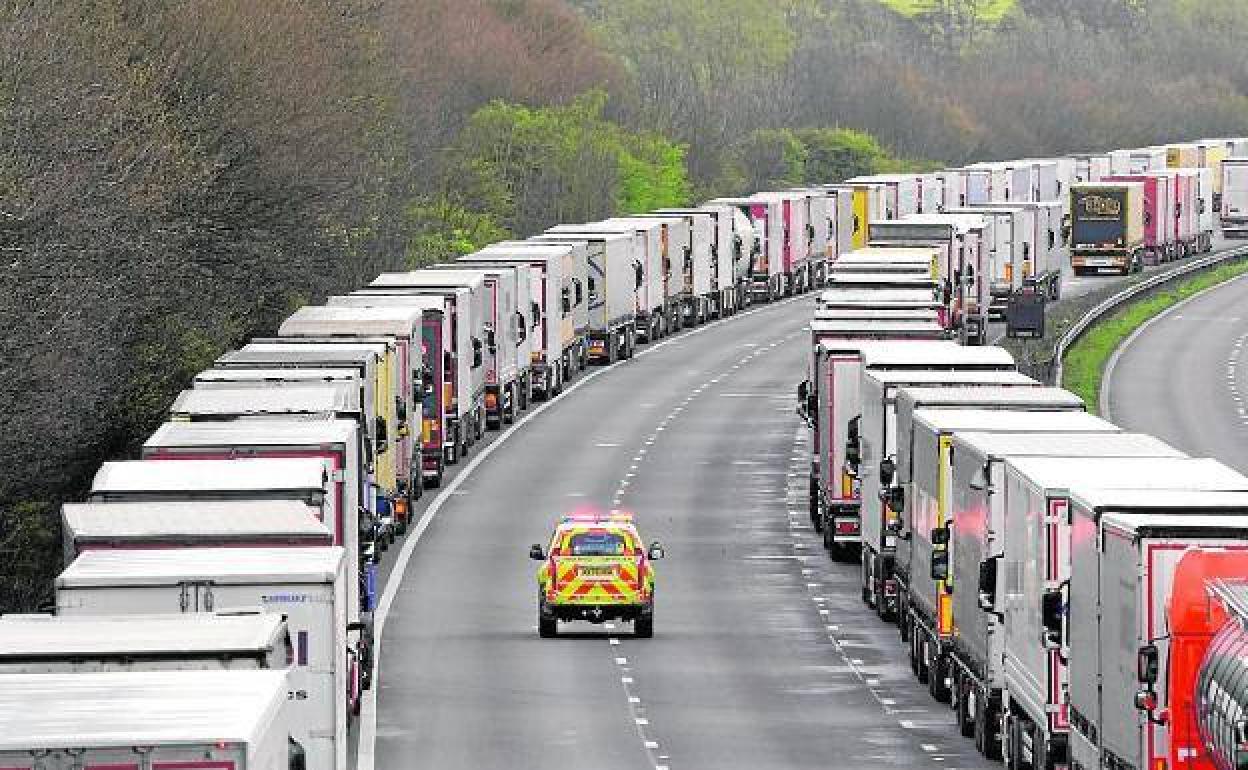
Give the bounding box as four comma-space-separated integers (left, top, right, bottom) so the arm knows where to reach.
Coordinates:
1062, 257, 1248, 413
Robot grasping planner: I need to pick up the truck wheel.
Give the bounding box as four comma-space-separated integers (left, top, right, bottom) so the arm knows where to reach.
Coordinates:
634, 614, 653, 638
928, 649, 952, 703
957, 679, 975, 738
809, 484, 822, 532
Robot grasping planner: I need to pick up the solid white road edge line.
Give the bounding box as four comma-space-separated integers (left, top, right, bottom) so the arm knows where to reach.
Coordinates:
1100, 272, 1248, 420
357, 294, 806, 770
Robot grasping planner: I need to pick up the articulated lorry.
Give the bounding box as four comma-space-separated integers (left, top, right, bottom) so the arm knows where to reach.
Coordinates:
533, 230, 638, 363
0, 670, 299, 770
56, 548, 352, 770
1070, 181, 1146, 275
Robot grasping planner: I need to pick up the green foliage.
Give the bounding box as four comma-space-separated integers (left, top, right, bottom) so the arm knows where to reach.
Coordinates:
723, 126, 927, 193
440, 90, 690, 235
0, 501, 60, 612
405, 195, 512, 268
1062, 259, 1248, 413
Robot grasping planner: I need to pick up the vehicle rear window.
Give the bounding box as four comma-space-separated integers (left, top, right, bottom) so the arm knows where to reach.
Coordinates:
567, 531, 628, 556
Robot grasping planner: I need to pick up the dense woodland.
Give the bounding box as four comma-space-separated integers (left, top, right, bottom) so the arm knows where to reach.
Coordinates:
2, 0, 1247, 610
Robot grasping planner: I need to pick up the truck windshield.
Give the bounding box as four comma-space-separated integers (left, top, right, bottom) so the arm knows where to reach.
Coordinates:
568, 531, 628, 556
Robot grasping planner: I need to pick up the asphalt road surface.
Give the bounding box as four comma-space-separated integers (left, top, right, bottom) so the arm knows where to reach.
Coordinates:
369, 294, 994, 769
1105, 267, 1248, 472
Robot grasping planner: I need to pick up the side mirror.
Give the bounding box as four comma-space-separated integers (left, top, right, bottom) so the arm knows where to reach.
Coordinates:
647, 542, 665, 560
1137, 644, 1159, 685
531, 301, 542, 327
797, 381, 809, 412
1042, 590, 1064, 648
529, 544, 546, 561
930, 527, 950, 547
930, 550, 950, 582
879, 458, 896, 487
486, 329, 497, 350
472, 338, 483, 368
374, 416, 389, 454
885, 485, 905, 514
634, 261, 644, 290
1134, 689, 1158, 713
561, 287, 571, 315
978, 557, 998, 612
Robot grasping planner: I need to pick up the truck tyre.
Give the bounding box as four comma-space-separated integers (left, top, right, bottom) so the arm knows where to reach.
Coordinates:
809, 481, 822, 531
928, 649, 951, 703
634, 614, 653, 638
957, 679, 975, 738
447, 427, 460, 465
976, 696, 1002, 760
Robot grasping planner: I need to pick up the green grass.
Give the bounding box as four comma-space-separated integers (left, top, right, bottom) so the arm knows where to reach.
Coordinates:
1062, 258, 1248, 414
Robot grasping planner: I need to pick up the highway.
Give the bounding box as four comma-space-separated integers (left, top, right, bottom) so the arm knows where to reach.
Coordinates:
368, 295, 994, 769
1105, 268, 1248, 472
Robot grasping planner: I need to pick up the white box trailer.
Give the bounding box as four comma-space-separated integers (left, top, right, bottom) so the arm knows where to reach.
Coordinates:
706, 196, 786, 302
545, 223, 661, 343
857, 370, 1041, 618
533, 231, 639, 362
56, 548, 350, 770
277, 306, 424, 496
689, 204, 745, 313
1007, 463, 1248, 770
1131, 146, 1169, 173
830, 247, 942, 278
318, 295, 453, 481
750, 191, 812, 295
465, 242, 583, 398
196, 366, 361, 389
892, 409, 1118, 707
1073, 154, 1112, 184
815, 288, 944, 313
423, 264, 527, 425
943, 207, 1026, 313
941, 169, 968, 208
964, 163, 1029, 204
946, 434, 1186, 760
0, 669, 296, 770
1066, 493, 1248, 770
655, 207, 736, 317
89, 458, 331, 510
815, 185, 857, 265
0, 612, 291, 673
614, 215, 691, 330
62, 499, 331, 563
452, 259, 535, 408
846, 175, 921, 219
1223, 158, 1248, 236
918, 174, 945, 214
784, 189, 832, 287
978, 200, 1066, 300
359, 273, 490, 444
805, 341, 1013, 554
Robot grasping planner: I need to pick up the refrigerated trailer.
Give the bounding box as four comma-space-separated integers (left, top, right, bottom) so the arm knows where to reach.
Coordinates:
61, 499, 331, 563
1067, 493, 1248, 770
195, 366, 361, 390
653, 208, 729, 319
466, 242, 585, 398
424, 264, 528, 424
532, 231, 638, 363
706, 195, 786, 302
890, 409, 1119, 711
451, 260, 534, 409
56, 548, 350, 770
0, 670, 297, 770
856, 371, 1042, 619
943, 206, 1037, 312
944, 433, 1185, 761
614, 215, 691, 329
1072, 153, 1112, 184
1006, 463, 1248, 770
1070, 181, 1146, 274
0, 612, 292, 673
1222, 158, 1248, 237
543, 223, 660, 343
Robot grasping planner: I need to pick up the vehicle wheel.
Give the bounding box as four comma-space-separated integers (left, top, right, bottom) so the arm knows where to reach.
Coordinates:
635, 614, 654, 638
809, 484, 822, 532
928, 649, 951, 703
912, 633, 928, 683
958, 679, 975, 738
1049, 276, 1061, 301
861, 560, 876, 608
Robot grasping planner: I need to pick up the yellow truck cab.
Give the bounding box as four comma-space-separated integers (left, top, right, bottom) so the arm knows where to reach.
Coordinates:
529, 511, 664, 638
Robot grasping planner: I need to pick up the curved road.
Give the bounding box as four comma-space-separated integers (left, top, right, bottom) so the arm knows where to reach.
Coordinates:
1105, 270, 1248, 472
369, 296, 993, 769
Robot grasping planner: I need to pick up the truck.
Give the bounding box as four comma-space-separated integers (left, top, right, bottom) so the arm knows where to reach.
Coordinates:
0, 612, 292, 673
277, 306, 424, 503
751, 191, 813, 295
655, 207, 740, 318
56, 547, 352, 770
61, 499, 331, 563
705, 195, 785, 300
816, 288, 945, 315
1167, 142, 1202, 171
856, 371, 1043, 618
532, 231, 638, 363
814, 185, 857, 266
1178, 576, 1248, 770
946, 435, 1187, 760
1004, 461, 1248, 770
451, 259, 534, 408
943, 206, 1034, 314
980, 200, 1069, 297
613, 215, 691, 328
1070, 181, 1145, 274
963, 163, 1030, 204
538, 225, 648, 344
917, 174, 946, 214
785, 189, 832, 286
358, 273, 491, 446
1195, 139, 1230, 210
195, 366, 361, 390
891, 409, 1120, 711
846, 175, 921, 219
0, 669, 299, 770
1102, 173, 1176, 264
424, 264, 527, 424
1072, 154, 1111, 184
1222, 157, 1248, 237
803, 340, 1014, 553
1066, 492, 1248, 770
467, 242, 586, 397
318, 295, 451, 482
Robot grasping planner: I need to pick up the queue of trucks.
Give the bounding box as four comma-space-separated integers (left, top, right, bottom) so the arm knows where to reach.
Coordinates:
5, 134, 1248, 767
796, 134, 1248, 770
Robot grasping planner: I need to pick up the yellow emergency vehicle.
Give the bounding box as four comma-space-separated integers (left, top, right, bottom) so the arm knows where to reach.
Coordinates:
529, 511, 664, 638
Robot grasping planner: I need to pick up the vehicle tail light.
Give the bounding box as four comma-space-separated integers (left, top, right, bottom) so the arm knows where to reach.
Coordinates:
485, 392, 498, 409
836, 520, 859, 535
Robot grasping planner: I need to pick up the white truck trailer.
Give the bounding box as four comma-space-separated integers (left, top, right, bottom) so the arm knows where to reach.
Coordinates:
0, 612, 292, 673
56, 547, 351, 770
61, 499, 330, 563
891, 409, 1119, 709
654, 208, 725, 320
0, 670, 298, 770
1222, 157, 1248, 237
856, 370, 1041, 618
452, 259, 535, 409
532, 230, 638, 363
945, 433, 1185, 760
1006, 465, 1248, 770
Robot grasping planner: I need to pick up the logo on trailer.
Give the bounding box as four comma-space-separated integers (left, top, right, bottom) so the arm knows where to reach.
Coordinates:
1080, 195, 1122, 218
